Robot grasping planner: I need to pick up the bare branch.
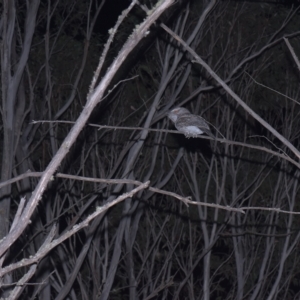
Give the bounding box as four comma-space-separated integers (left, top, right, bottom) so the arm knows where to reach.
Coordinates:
161, 23, 300, 161
0, 181, 149, 278
283, 37, 300, 73
0, 0, 175, 258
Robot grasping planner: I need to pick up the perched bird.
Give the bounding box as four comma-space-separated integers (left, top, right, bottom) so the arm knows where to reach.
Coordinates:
168, 107, 214, 138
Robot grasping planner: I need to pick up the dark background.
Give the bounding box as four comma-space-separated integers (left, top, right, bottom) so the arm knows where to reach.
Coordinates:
1, 0, 300, 299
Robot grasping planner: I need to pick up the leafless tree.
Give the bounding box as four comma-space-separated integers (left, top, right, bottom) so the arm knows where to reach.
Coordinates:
1, 0, 300, 299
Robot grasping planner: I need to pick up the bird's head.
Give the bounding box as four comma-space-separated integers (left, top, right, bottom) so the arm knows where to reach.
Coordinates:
167, 107, 190, 123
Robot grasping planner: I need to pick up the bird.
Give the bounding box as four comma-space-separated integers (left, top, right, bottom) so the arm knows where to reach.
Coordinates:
167, 107, 214, 138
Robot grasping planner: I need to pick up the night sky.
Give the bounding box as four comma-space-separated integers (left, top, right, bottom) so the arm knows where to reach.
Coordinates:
96, 0, 131, 35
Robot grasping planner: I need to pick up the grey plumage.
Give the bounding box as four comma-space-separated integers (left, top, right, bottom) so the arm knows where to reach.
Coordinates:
168, 107, 214, 138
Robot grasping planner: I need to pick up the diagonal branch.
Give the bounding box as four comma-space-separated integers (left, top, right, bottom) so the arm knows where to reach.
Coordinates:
160, 24, 300, 161
0, 0, 175, 258
0, 181, 150, 278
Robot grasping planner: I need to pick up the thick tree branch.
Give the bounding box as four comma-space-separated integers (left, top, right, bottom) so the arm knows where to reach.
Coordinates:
0, 0, 174, 258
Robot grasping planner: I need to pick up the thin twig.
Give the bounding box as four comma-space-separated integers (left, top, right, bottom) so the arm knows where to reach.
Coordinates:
284, 37, 300, 72
2, 172, 300, 215
88, 1, 139, 97
245, 71, 300, 106
29, 121, 300, 169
